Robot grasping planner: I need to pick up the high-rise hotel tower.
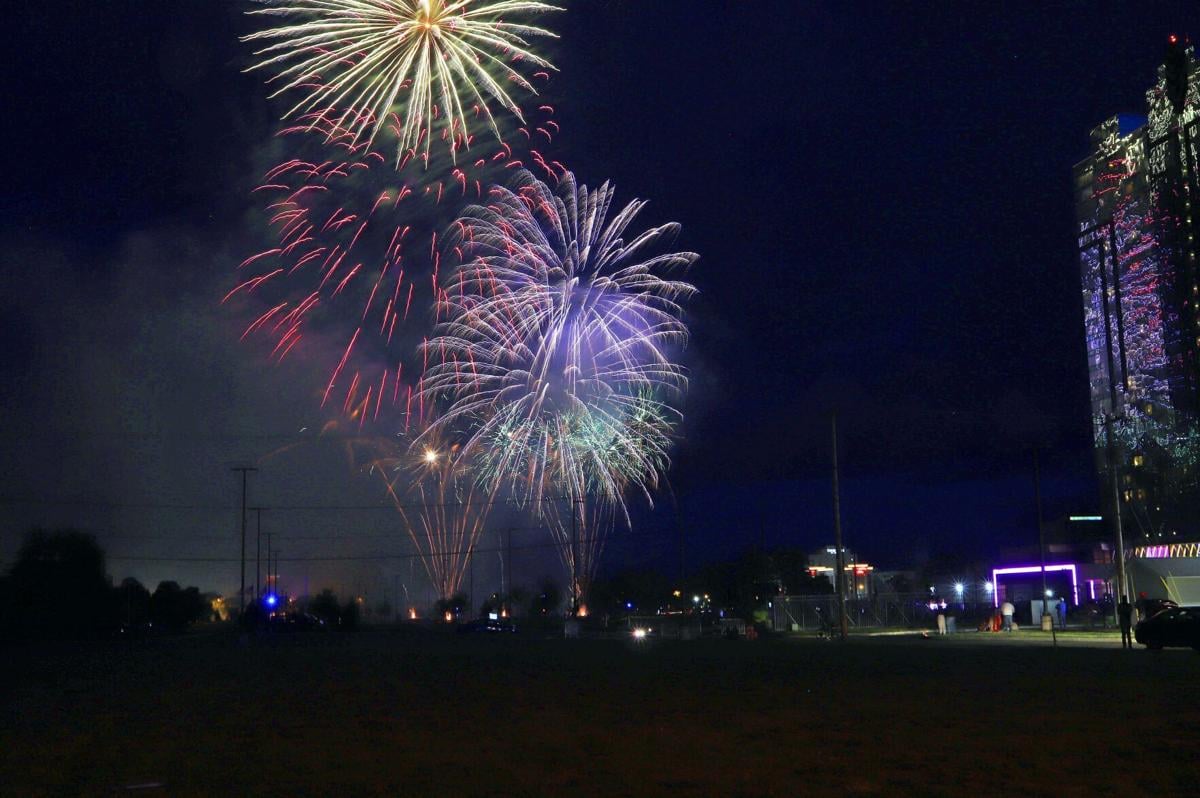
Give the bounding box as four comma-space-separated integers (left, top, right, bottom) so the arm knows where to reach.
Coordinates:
1075, 38, 1200, 539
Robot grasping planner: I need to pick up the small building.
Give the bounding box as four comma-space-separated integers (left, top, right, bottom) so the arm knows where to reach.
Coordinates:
808, 546, 876, 600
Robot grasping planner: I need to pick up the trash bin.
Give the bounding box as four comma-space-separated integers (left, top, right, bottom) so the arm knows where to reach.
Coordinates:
1040, 613, 1053, 632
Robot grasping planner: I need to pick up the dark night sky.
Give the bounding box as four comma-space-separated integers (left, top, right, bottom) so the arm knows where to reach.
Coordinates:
3, 1, 1197, 598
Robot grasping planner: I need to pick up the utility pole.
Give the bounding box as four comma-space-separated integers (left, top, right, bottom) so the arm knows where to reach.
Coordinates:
1104, 413, 1130, 616
503, 527, 513, 603
570, 495, 580, 615
252, 507, 264, 602
266, 531, 273, 595
831, 414, 848, 641
1033, 448, 1056, 646
676, 500, 685, 589
232, 466, 257, 617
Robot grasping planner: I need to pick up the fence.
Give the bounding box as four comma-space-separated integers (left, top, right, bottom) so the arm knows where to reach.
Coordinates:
771, 594, 998, 632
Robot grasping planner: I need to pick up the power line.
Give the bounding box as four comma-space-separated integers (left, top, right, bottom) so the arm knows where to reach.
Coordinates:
0, 495, 575, 512
103, 524, 680, 564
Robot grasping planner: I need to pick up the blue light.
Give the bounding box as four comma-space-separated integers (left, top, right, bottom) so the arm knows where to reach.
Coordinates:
625, 602, 633, 609
265, 593, 279, 608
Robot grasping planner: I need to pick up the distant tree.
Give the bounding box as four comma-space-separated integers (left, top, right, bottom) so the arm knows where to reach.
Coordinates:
240, 598, 266, 631
588, 569, 673, 616
435, 592, 469, 619
529, 578, 561, 617
308, 589, 341, 625
771, 548, 807, 594
149, 581, 208, 633
114, 577, 151, 628
507, 586, 529, 618
340, 598, 361, 630
374, 600, 392, 620
695, 547, 778, 621
0, 574, 11, 634
917, 552, 985, 596
479, 592, 505, 617
2, 528, 112, 639
885, 572, 915, 594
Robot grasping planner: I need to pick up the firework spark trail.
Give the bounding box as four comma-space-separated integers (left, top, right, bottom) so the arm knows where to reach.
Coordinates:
419, 169, 698, 595
227, 105, 561, 424
243, 0, 561, 163
372, 431, 494, 599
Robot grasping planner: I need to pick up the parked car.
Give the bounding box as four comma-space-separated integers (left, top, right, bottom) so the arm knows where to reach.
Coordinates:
457, 618, 517, 634
1134, 606, 1200, 650
267, 612, 326, 632
1138, 597, 1178, 620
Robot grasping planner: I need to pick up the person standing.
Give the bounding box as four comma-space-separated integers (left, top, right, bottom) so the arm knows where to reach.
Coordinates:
1118, 597, 1134, 649
1057, 598, 1067, 630
1001, 600, 1015, 632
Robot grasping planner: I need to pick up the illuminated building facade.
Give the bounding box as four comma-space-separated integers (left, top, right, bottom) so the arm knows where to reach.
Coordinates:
807, 546, 873, 600
1075, 38, 1200, 538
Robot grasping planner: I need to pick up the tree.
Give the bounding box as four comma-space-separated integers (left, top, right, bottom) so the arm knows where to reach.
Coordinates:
308, 589, 341, 625
149, 581, 208, 633
340, 598, 361, 630
588, 569, 673, 616
529, 578, 562, 617
435, 592, 469, 620
114, 577, 151, 628
2, 528, 112, 639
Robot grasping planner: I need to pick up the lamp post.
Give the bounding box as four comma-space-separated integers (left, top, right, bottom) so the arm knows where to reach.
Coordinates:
1103, 413, 1130, 616
831, 413, 848, 641
1033, 448, 1056, 645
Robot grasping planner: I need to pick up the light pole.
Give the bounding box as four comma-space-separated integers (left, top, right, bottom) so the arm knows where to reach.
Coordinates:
1033, 448, 1056, 645
570, 494, 581, 615
251, 506, 265, 602
231, 466, 257, 617
1103, 413, 1130, 616
831, 413, 848, 641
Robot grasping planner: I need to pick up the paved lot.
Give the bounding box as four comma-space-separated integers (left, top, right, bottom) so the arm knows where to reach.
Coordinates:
3, 628, 1197, 796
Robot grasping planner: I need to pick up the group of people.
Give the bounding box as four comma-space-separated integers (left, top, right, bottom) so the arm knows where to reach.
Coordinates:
996, 597, 1137, 647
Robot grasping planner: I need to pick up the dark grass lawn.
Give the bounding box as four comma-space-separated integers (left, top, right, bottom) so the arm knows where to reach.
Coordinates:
3, 629, 1198, 796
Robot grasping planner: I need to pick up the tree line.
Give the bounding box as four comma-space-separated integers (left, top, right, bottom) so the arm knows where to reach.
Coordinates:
0, 529, 215, 640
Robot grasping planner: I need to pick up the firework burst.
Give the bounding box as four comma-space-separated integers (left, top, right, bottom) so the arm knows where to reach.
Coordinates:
243, 0, 560, 163
225, 104, 563, 429
420, 169, 698, 592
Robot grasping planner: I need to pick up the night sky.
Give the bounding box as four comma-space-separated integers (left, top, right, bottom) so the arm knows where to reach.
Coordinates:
3, 2, 1197, 600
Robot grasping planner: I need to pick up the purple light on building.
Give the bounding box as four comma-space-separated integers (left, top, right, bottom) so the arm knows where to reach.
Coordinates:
991, 564, 1079, 608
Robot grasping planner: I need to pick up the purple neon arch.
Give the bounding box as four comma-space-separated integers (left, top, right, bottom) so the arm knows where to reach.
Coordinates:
991, 564, 1079, 608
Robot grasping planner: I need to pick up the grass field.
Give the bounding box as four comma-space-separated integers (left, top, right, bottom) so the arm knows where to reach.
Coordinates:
3, 628, 1198, 796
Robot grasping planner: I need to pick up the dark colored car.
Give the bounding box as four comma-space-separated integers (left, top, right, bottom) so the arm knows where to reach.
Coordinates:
1134, 606, 1200, 650
267, 612, 326, 632
1138, 598, 1178, 619
457, 618, 517, 634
